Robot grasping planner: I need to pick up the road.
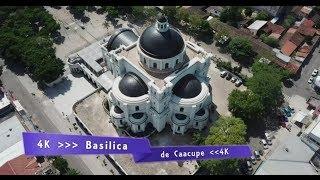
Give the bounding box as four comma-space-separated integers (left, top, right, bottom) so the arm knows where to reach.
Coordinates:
0, 66, 118, 175
283, 45, 320, 99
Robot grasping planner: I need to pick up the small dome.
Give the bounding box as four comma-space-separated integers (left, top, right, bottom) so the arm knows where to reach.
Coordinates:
118, 72, 148, 97
172, 74, 202, 98
139, 26, 184, 59
107, 28, 138, 51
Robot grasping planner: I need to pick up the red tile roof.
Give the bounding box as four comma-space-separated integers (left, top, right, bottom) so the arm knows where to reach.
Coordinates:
281, 40, 298, 56
302, 19, 315, 28
290, 32, 305, 46
262, 22, 285, 35
0, 155, 39, 175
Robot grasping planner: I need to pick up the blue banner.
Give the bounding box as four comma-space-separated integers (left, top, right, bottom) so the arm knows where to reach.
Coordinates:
23, 132, 252, 162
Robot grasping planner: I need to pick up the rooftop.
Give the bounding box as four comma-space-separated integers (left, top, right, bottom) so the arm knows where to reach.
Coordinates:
0, 115, 25, 167
76, 40, 104, 73
117, 43, 199, 88
255, 133, 317, 175
262, 21, 285, 35
0, 155, 39, 175
247, 20, 268, 30
281, 40, 298, 56
74, 91, 198, 175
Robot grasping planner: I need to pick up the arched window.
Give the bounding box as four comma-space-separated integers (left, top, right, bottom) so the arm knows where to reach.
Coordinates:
165, 63, 169, 68
153, 63, 157, 68
176, 59, 179, 65
144, 58, 146, 64
180, 107, 184, 112
135, 106, 139, 111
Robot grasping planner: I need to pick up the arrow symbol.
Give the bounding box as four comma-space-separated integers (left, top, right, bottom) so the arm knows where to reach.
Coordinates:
72, 142, 78, 148
58, 142, 64, 148
65, 142, 70, 148
215, 150, 219, 155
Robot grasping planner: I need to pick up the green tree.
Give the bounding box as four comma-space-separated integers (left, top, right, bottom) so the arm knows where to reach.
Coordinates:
202, 116, 247, 175
53, 157, 69, 174
144, 7, 158, 21
228, 89, 264, 121
176, 7, 189, 23
103, 6, 119, 19
227, 37, 254, 64
163, 6, 178, 22
132, 6, 145, 19
219, 7, 243, 27
246, 71, 283, 111
255, 11, 270, 21
260, 34, 279, 48
68, 6, 87, 19
244, 7, 253, 17
66, 168, 81, 175
283, 15, 295, 28
251, 61, 290, 81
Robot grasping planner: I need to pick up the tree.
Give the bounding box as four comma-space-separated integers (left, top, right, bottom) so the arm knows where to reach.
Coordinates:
219, 7, 243, 27
228, 89, 264, 121
163, 6, 178, 22
283, 15, 295, 28
176, 7, 189, 23
66, 168, 81, 175
202, 116, 247, 175
255, 11, 270, 21
244, 7, 253, 17
132, 6, 145, 19
68, 6, 87, 19
260, 34, 279, 48
246, 70, 283, 111
53, 157, 69, 174
144, 7, 158, 21
103, 6, 119, 19
227, 37, 254, 64
251, 61, 290, 81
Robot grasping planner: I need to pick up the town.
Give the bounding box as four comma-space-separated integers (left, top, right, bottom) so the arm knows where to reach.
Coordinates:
0, 6, 319, 175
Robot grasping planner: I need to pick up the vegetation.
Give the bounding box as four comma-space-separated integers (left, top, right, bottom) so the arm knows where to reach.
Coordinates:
0, 7, 64, 84
283, 15, 295, 28
228, 89, 264, 122
244, 7, 253, 17
219, 7, 243, 27
52, 157, 69, 174
227, 37, 254, 65
201, 116, 247, 175
101, 6, 119, 19
65, 168, 81, 175
68, 6, 87, 19
163, 6, 178, 22
260, 34, 279, 48
255, 11, 270, 21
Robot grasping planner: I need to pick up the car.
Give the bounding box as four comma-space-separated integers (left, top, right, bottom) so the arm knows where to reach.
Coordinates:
246, 161, 253, 172
280, 108, 291, 117
231, 77, 237, 83
260, 139, 268, 149
235, 79, 243, 87
289, 106, 295, 114
226, 73, 232, 80
312, 69, 318, 77
308, 77, 314, 84
254, 150, 260, 160
250, 156, 256, 165
220, 71, 228, 78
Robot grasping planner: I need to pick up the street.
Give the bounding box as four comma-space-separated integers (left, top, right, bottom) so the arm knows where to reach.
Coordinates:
0, 66, 119, 175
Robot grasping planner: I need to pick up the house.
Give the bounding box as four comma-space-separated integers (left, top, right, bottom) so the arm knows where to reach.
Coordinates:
292, 6, 313, 20
261, 21, 285, 39
205, 6, 224, 17
247, 20, 268, 36
0, 155, 40, 175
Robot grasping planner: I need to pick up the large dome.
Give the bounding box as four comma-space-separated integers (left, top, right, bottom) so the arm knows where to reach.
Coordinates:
172, 74, 202, 98
118, 72, 148, 97
139, 26, 185, 59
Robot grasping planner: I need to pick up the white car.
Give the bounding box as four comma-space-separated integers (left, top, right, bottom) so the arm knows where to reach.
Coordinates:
231, 77, 237, 83
254, 150, 260, 160
220, 71, 228, 78
261, 139, 268, 149
235, 79, 243, 87
312, 69, 318, 77
308, 77, 314, 84
250, 155, 256, 165
246, 161, 253, 172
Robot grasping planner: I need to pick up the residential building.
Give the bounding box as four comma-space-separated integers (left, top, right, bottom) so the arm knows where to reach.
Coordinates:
252, 6, 288, 17
247, 20, 268, 36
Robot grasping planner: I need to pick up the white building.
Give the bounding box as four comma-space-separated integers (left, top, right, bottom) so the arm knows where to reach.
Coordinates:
68, 14, 213, 134
247, 20, 268, 36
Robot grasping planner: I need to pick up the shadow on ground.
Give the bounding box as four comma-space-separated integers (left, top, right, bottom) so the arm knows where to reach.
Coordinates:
44, 77, 72, 99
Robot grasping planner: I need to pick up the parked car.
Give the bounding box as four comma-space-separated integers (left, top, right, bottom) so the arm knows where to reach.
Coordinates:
289, 106, 295, 114
312, 69, 318, 77
254, 150, 260, 160
250, 155, 256, 165
226, 73, 232, 80
280, 108, 291, 117
220, 71, 228, 78
260, 139, 268, 149
235, 79, 243, 87
246, 161, 253, 172
231, 77, 237, 83
308, 77, 314, 84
